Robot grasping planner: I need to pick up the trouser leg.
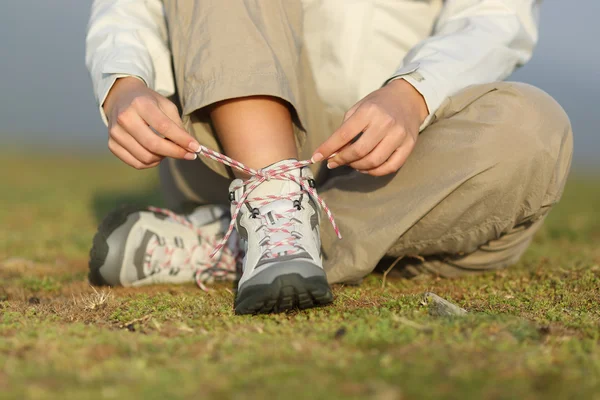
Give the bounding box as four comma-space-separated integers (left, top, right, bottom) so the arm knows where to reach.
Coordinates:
161, 0, 318, 177
319, 82, 573, 283
158, 158, 230, 211
159, 0, 331, 210
395, 215, 548, 278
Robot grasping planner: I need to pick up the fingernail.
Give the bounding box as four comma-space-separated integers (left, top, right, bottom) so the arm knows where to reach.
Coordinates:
311, 153, 324, 162
328, 152, 338, 160
357, 170, 368, 174
184, 152, 197, 161
188, 141, 200, 152
327, 161, 339, 169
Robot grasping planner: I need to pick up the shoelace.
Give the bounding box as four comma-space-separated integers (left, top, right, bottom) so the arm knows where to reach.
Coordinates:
195, 145, 342, 259
147, 206, 238, 290
250, 198, 306, 259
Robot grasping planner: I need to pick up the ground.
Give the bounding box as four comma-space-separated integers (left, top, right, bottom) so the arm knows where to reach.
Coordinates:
1, 154, 599, 400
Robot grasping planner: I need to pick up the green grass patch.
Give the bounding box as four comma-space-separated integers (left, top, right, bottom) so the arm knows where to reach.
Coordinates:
1, 154, 599, 399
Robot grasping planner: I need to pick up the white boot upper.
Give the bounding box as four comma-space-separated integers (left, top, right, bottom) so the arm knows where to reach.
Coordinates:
228, 160, 323, 289
117, 205, 237, 288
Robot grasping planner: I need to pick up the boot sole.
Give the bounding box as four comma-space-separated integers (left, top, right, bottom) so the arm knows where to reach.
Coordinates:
234, 273, 333, 315
88, 205, 146, 286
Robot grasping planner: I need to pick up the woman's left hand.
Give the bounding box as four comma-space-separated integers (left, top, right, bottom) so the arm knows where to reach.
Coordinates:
312, 79, 428, 176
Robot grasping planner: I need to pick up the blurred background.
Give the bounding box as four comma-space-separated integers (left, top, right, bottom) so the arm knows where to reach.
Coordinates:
0, 1, 598, 171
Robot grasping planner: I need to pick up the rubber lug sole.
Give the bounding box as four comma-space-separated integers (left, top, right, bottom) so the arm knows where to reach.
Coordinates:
88, 205, 146, 286
234, 273, 333, 315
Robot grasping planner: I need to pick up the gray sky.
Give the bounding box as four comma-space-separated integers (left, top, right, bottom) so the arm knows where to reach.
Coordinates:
0, 1, 598, 169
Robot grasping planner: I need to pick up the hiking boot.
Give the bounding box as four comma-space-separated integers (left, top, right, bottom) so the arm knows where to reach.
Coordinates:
88, 205, 238, 289
227, 159, 334, 314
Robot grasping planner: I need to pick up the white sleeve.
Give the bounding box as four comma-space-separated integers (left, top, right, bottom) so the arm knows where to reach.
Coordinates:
386, 0, 540, 128
85, 0, 175, 125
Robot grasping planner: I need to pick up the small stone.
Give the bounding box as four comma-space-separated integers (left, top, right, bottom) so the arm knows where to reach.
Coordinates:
28, 297, 40, 305
126, 323, 136, 332
424, 292, 467, 316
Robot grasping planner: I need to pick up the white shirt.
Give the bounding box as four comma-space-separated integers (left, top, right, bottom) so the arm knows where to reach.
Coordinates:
86, 0, 540, 127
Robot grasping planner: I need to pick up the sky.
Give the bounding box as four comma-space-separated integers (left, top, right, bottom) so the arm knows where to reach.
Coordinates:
0, 1, 599, 169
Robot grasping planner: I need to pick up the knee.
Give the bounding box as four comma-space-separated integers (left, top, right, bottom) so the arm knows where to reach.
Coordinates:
481, 83, 573, 185
480, 83, 573, 220
498, 82, 572, 150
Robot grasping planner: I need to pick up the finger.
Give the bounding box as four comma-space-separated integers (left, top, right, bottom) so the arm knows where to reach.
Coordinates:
342, 103, 360, 122
311, 106, 370, 162
361, 140, 415, 177
109, 124, 163, 165
157, 98, 185, 129
327, 122, 389, 167
108, 137, 161, 170
133, 97, 199, 152
347, 134, 400, 171
117, 110, 197, 160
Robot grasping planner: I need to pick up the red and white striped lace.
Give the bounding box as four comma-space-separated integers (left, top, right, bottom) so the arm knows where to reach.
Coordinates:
147, 206, 238, 290
195, 145, 342, 259
243, 192, 307, 260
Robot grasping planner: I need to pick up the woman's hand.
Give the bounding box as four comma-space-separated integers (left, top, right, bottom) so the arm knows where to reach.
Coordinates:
312, 79, 428, 176
103, 77, 200, 169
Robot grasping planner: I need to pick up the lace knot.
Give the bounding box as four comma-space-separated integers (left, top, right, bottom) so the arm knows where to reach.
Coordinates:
259, 168, 276, 181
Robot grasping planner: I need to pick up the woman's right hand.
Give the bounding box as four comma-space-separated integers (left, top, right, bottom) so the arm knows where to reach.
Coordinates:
103, 77, 200, 169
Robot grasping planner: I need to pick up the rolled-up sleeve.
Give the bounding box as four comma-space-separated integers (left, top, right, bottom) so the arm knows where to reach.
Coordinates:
85, 0, 175, 124
386, 0, 540, 129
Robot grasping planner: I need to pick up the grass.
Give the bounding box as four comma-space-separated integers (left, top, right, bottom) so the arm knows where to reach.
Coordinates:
1, 154, 599, 400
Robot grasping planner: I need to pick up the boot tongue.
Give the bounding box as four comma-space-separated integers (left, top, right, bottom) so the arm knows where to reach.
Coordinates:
248, 160, 303, 255
247, 159, 302, 202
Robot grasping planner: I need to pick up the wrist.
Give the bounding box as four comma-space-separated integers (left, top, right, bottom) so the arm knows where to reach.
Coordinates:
387, 78, 429, 126
102, 76, 147, 115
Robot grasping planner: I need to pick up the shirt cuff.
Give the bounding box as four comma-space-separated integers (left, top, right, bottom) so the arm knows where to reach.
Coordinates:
97, 74, 148, 126
383, 62, 444, 131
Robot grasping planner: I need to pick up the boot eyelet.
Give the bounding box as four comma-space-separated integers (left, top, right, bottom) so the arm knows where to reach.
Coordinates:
293, 200, 301, 210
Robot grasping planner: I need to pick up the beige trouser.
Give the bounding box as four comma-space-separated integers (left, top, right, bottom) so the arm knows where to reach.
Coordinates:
159, 0, 573, 284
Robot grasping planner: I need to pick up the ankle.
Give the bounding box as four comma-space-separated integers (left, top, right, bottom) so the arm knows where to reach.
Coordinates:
210, 95, 298, 170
